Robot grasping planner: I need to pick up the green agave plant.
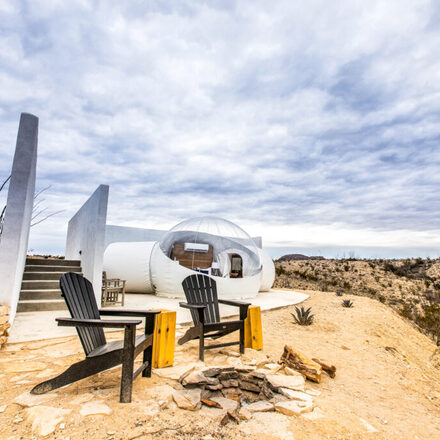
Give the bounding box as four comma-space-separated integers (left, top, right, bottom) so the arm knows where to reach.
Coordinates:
291, 306, 315, 326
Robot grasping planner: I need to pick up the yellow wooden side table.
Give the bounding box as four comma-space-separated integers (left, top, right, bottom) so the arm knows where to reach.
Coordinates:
152, 309, 176, 368
244, 305, 263, 350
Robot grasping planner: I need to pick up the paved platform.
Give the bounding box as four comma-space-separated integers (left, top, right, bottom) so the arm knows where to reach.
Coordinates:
9, 289, 308, 343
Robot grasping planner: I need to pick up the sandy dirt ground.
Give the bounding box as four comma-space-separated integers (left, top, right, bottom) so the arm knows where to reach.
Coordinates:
1, 290, 440, 440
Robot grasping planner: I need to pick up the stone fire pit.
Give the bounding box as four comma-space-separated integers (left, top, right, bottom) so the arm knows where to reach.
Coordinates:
171, 362, 320, 422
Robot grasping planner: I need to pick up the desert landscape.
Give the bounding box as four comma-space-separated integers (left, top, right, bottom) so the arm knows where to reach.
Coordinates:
275, 257, 440, 346
1, 281, 439, 439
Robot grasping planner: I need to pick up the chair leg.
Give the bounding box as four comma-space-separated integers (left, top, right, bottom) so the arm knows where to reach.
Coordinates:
120, 326, 135, 403
199, 327, 205, 362
239, 323, 245, 354
142, 345, 153, 377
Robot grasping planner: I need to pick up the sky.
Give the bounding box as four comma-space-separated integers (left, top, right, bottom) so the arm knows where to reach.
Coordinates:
0, 0, 439, 259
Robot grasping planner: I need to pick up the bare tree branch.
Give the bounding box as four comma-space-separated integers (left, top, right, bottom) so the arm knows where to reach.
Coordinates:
0, 175, 11, 193
30, 210, 64, 227
34, 185, 51, 200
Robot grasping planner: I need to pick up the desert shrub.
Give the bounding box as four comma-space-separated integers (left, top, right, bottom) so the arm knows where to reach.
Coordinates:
378, 295, 386, 303
336, 291, 343, 297
343, 281, 351, 290
276, 265, 287, 276
417, 304, 440, 341
342, 299, 354, 308
291, 306, 315, 326
344, 264, 350, 272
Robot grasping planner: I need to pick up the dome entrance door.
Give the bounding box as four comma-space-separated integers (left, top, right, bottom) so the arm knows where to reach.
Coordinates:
230, 254, 243, 278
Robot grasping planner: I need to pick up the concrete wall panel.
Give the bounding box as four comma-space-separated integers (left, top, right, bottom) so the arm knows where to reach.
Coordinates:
66, 185, 109, 301
0, 113, 38, 321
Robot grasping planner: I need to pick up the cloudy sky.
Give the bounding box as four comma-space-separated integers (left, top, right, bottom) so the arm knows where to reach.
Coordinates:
1, 0, 439, 258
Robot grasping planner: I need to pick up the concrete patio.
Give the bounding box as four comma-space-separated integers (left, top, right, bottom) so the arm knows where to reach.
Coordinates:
10, 289, 308, 343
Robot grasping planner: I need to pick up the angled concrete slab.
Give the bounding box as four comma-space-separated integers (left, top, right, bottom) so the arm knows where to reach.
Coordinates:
0, 113, 38, 321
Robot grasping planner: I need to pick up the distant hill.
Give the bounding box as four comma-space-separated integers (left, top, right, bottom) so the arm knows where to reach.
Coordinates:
277, 253, 325, 261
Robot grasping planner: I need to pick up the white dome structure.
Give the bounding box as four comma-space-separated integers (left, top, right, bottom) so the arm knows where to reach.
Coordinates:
103, 216, 275, 299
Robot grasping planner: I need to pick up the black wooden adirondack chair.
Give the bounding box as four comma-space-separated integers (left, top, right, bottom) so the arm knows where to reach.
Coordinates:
178, 273, 251, 361
31, 272, 159, 403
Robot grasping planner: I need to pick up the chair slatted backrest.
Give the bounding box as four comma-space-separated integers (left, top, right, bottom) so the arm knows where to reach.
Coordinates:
182, 274, 220, 325
60, 272, 106, 355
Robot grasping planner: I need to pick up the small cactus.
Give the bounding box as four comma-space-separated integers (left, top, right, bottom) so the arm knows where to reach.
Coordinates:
342, 299, 354, 308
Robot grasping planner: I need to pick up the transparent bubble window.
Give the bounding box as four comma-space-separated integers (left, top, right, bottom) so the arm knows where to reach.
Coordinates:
159, 217, 262, 278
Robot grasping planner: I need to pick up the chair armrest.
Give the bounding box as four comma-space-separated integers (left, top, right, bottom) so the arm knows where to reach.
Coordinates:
218, 299, 251, 308
56, 317, 141, 328
218, 299, 250, 321
179, 303, 206, 325
179, 302, 206, 310
99, 309, 160, 317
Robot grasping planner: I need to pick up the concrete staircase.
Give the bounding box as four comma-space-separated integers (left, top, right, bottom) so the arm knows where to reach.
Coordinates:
17, 258, 82, 312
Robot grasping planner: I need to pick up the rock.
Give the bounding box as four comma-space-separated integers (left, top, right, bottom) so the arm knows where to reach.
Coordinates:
430, 348, 440, 370
154, 362, 203, 381
260, 381, 275, 399
206, 383, 223, 390
245, 401, 274, 412
302, 407, 325, 420
80, 401, 112, 417
221, 379, 239, 388
265, 373, 305, 392
283, 366, 297, 376
239, 380, 261, 393
275, 400, 314, 416
202, 367, 222, 377
0, 405, 6, 413
201, 398, 222, 408
249, 369, 267, 379
172, 389, 202, 411
219, 371, 238, 380
25, 406, 71, 437
209, 396, 239, 412
239, 407, 253, 420
14, 392, 58, 408
278, 389, 313, 403
235, 366, 256, 373
262, 363, 282, 372
281, 346, 322, 383
181, 370, 208, 386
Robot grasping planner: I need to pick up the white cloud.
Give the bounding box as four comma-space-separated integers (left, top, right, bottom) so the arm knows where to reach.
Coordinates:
0, 0, 439, 256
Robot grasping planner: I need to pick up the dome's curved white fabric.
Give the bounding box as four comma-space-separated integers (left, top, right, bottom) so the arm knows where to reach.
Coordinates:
258, 248, 275, 292
150, 243, 261, 299
103, 241, 155, 293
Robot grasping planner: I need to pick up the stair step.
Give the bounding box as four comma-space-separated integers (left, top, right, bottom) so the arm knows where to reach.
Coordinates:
25, 258, 81, 267
25, 265, 82, 273
21, 280, 60, 290
16, 300, 67, 313
19, 289, 63, 300
22, 272, 82, 281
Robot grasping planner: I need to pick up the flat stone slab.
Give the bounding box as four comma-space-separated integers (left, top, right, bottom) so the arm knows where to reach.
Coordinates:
79, 401, 112, 417
209, 396, 239, 412
278, 389, 313, 403
245, 401, 274, 413
25, 405, 71, 437
14, 392, 59, 408
172, 389, 202, 411
265, 373, 305, 392
275, 400, 314, 416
